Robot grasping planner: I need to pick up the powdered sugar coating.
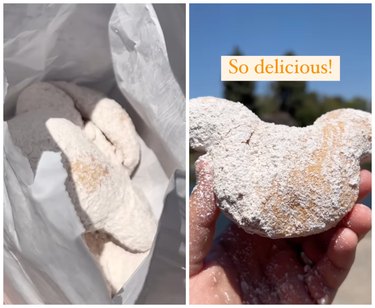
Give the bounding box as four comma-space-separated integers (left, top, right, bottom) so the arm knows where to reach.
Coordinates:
16, 82, 77, 114
47, 118, 156, 252
52, 81, 140, 173
190, 97, 371, 238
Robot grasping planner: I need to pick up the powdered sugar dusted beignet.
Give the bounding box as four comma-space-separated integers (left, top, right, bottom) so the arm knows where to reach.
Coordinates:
47, 118, 156, 252
190, 97, 371, 238
9, 82, 84, 171
84, 121, 123, 166
16, 82, 78, 114
8, 107, 83, 171
52, 81, 140, 173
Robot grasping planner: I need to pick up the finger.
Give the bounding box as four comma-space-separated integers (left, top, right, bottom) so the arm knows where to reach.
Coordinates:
358, 169, 371, 202
305, 227, 358, 303
190, 156, 220, 277
301, 239, 325, 265
302, 227, 337, 260
339, 204, 372, 240
302, 202, 371, 266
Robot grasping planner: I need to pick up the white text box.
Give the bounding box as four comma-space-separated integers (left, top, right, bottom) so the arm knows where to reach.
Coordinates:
221, 56, 340, 81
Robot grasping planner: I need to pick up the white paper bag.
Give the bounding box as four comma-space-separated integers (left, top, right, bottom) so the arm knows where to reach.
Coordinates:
4, 3, 185, 304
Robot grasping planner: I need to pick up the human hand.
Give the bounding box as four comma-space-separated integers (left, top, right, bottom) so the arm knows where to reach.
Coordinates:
189, 157, 371, 304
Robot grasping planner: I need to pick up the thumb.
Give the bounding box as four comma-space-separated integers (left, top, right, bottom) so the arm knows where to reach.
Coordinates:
189, 155, 220, 277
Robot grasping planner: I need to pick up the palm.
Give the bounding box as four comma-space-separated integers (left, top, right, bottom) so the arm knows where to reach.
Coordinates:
190, 158, 371, 304
202, 224, 339, 304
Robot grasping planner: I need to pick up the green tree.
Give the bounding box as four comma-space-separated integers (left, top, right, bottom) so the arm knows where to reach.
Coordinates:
294, 92, 323, 126
321, 96, 345, 113
346, 96, 370, 111
223, 46, 257, 113
255, 95, 279, 115
271, 51, 307, 119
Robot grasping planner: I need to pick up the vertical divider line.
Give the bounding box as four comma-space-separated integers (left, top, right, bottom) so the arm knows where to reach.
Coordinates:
185, 1, 190, 305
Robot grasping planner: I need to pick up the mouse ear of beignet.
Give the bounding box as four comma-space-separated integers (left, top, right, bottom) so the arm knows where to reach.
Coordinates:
52, 81, 140, 173
189, 96, 261, 152
16, 82, 77, 114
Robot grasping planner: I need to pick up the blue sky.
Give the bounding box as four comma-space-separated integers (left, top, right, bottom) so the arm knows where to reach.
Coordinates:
190, 4, 371, 101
